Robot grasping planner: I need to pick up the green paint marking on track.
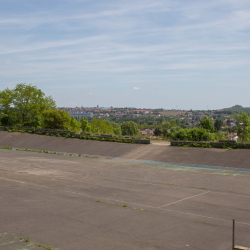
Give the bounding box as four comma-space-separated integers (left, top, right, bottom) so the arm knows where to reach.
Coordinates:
133, 161, 250, 178
0, 240, 15, 246
1, 145, 250, 178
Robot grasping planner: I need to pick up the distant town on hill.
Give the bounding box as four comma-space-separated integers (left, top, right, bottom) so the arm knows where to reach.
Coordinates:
58, 105, 250, 119
56, 105, 248, 139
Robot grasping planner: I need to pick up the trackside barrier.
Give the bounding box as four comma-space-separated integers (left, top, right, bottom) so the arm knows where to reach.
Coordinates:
233, 220, 250, 250
0, 126, 151, 144
170, 140, 250, 148
234, 247, 250, 250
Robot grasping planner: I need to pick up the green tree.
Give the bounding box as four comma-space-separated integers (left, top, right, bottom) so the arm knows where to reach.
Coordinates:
111, 122, 122, 135
175, 118, 181, 127
154, 128, 161, 136
89, 123, 100, 133
42, 109, 71, 130
69, 117, 81, 132
0, 114, 10, 126
170, 119, 177, 127
121, 121, 139, 136
162, 128, 169, 138
171, 127, 209, 141
32, 115, 42, 127
0, 83, 55, 126
161, 122, 170, 130
214, 118, 223, 131
238, 112, 250, 141
0, 88, 13, 125
80, 117, 91, 132
237, 126, 243, 139
90, 119, 114, 134
200, 116, 214, 132
188, 128, 209, 141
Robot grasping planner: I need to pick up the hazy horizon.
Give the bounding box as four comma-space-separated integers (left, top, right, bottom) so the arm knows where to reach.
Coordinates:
58, 104, 248, 111
1, 0, 250, 110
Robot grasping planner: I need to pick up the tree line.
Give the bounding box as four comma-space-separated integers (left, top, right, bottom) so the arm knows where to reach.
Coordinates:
0, 84, 140, 136
156, 115, 250, 142
1, 84, 249, 141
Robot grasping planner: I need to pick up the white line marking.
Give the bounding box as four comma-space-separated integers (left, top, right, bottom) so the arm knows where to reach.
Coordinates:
1, 178, 250, 226
159, 191, 210, 208
91, 175, 250, 198
209, 190, 250, 198
2, 164, 250, 198
159, 206, 250, 226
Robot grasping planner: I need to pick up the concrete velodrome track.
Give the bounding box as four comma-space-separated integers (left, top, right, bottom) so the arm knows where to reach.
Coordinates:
1, 131, 250, 169
0, 132, 250, 250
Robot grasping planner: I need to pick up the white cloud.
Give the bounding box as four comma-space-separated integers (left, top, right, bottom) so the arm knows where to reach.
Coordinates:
133, 87, 141, 90
0, 35, 107, 55
5, 59, 11, 65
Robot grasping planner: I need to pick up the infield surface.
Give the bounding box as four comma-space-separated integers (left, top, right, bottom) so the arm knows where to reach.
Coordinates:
1, 146, 250, 250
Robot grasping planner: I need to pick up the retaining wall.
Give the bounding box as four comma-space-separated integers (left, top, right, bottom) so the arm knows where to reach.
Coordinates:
171, 140, 250, 148
0, 126, 151, 144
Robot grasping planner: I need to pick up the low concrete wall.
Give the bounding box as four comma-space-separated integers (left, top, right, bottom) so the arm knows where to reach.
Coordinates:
171, 140, 250, 148
0, 126, 151, 144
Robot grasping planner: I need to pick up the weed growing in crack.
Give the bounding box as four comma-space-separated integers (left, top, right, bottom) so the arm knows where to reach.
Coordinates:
25, 237, 30, 242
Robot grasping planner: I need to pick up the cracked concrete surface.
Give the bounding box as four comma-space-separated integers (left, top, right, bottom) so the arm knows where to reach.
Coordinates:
0, 147, 250, 250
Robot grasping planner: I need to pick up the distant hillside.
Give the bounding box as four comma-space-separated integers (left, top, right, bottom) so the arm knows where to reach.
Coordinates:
159, 111, 191, 116
219, 105, 250, 113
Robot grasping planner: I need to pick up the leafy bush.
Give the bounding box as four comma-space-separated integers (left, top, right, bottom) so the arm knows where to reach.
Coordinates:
121, 121, 139, 136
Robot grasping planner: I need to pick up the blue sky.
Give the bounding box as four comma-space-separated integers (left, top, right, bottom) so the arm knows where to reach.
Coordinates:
1, 0, 250, 109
